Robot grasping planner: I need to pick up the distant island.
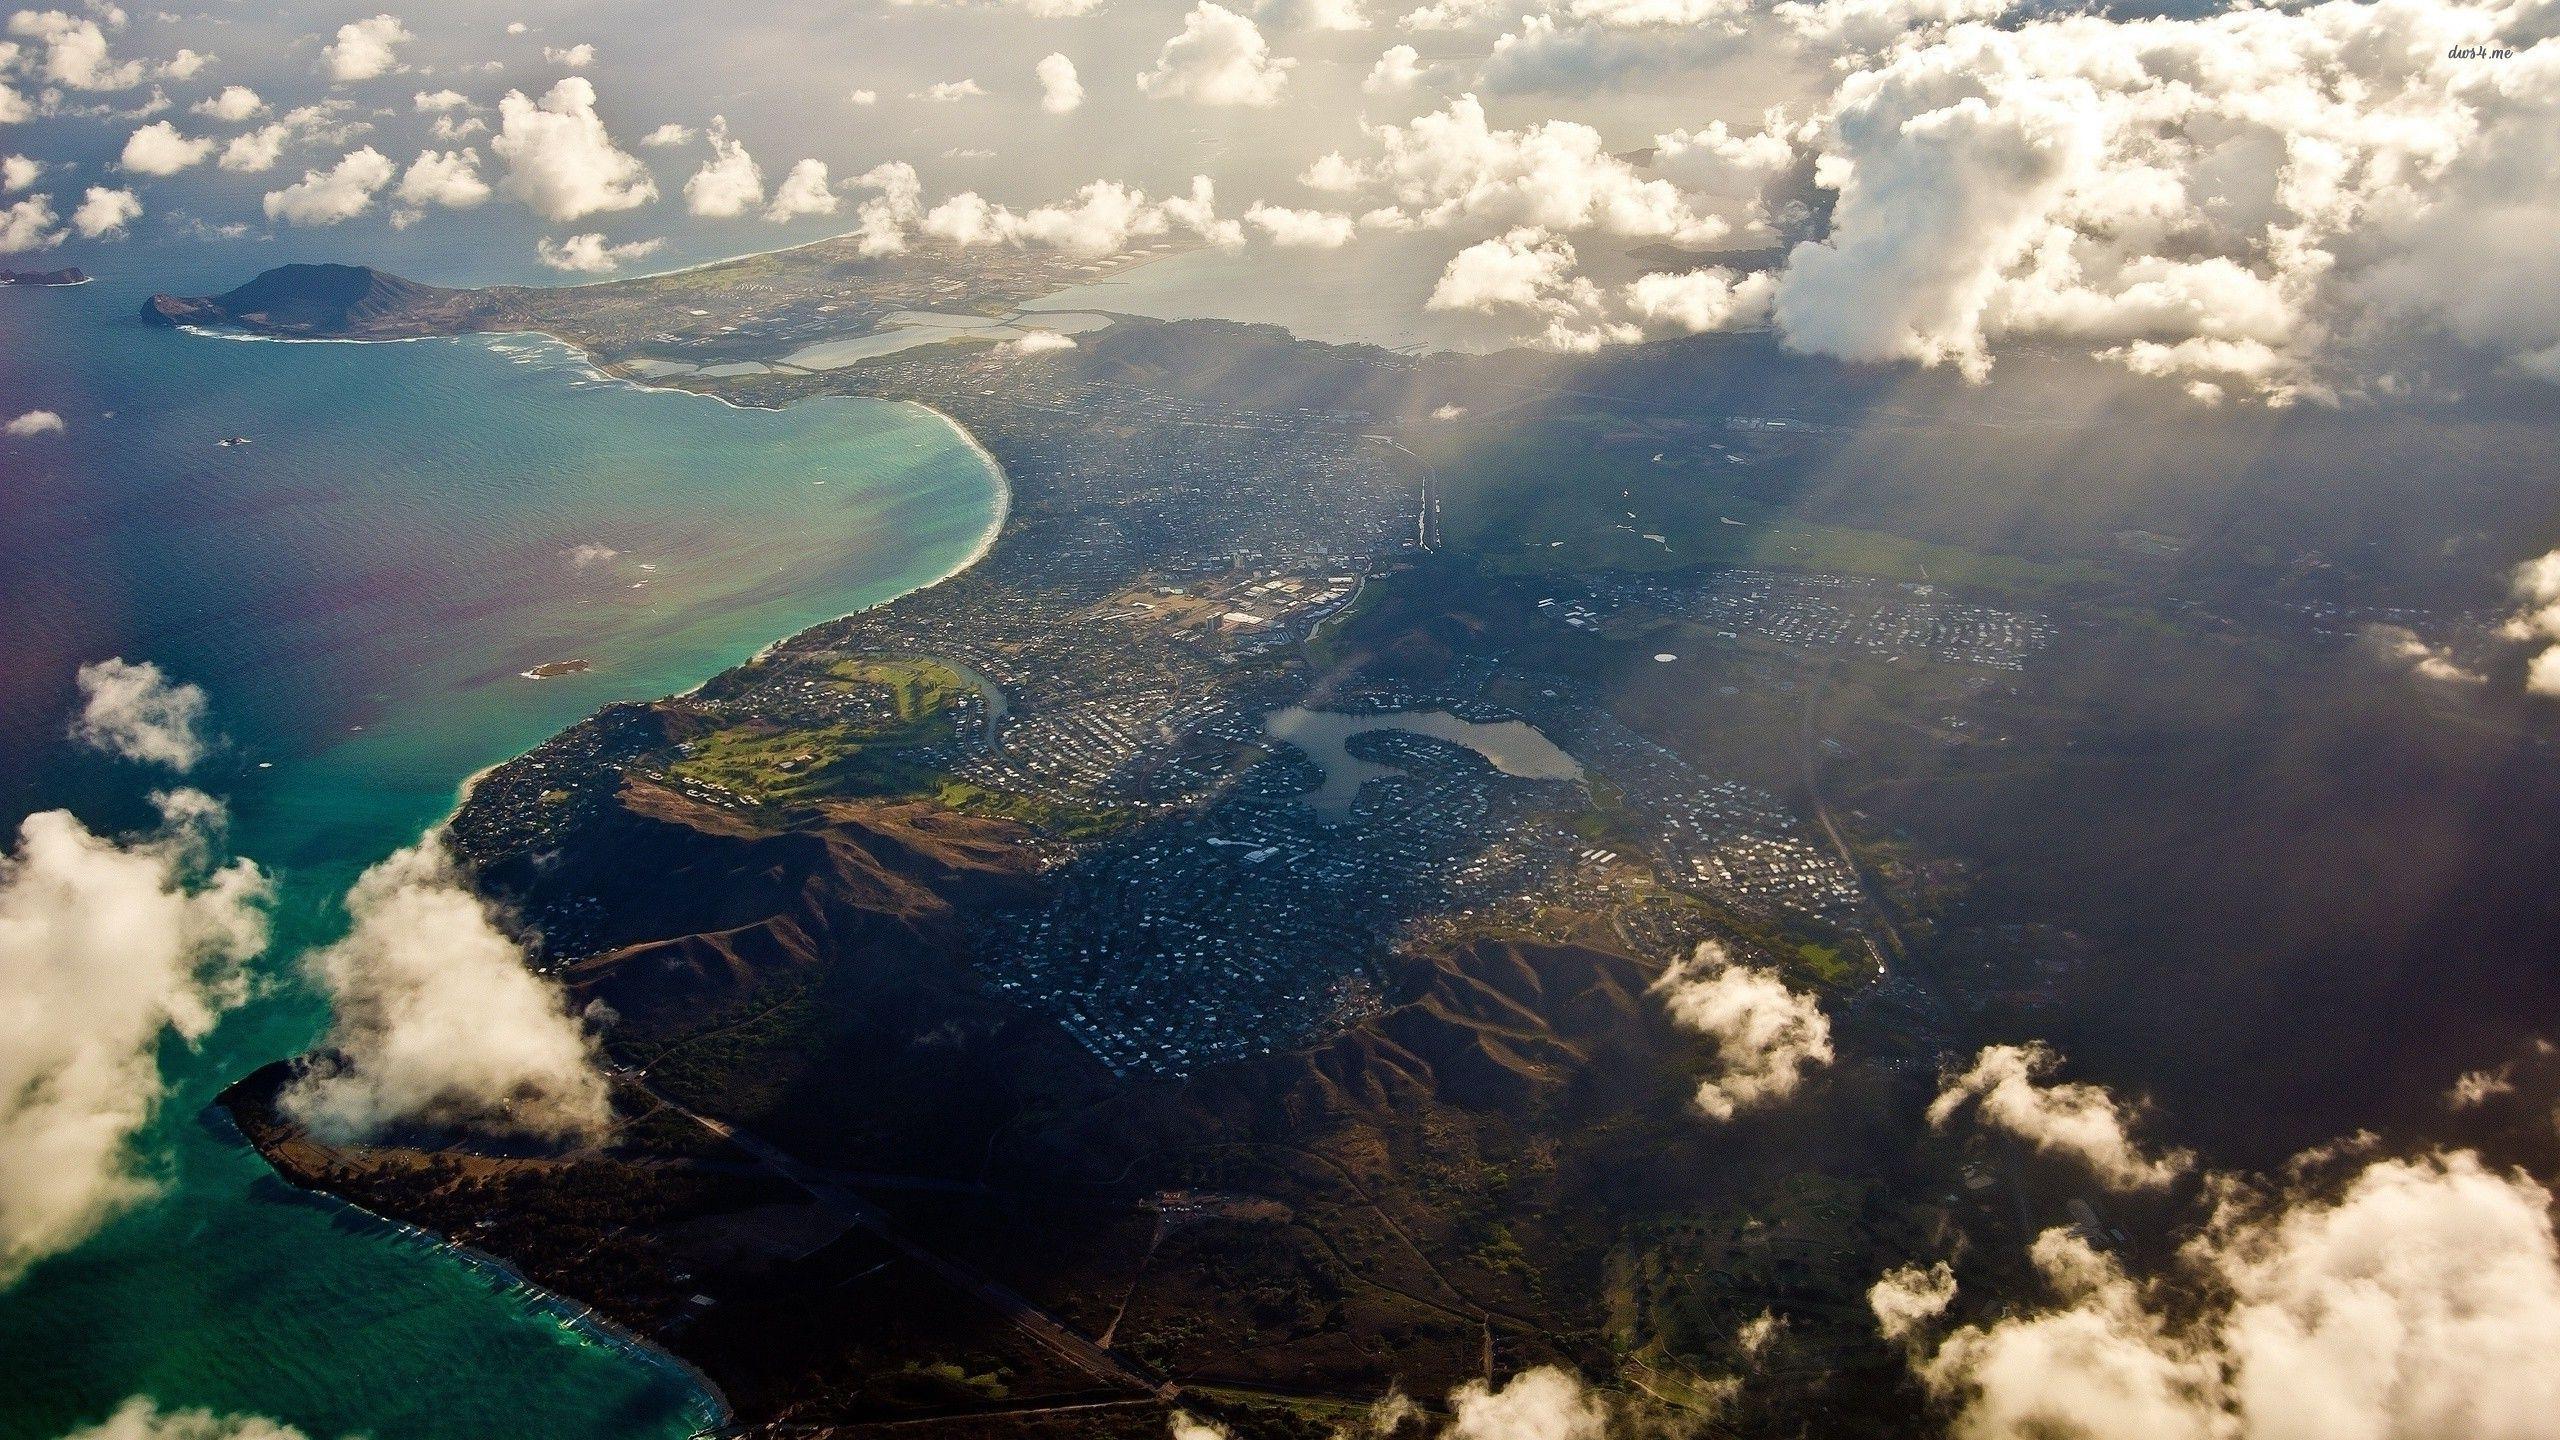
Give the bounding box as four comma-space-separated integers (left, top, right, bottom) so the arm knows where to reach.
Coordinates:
3, 266, 87, 286
520, 659, 594, 681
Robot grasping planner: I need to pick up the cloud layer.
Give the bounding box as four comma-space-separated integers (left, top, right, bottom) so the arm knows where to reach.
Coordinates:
1895, 1150, 2560, 1440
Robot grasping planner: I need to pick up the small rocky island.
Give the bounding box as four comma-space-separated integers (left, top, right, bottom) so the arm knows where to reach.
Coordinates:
3, 265, 87, 286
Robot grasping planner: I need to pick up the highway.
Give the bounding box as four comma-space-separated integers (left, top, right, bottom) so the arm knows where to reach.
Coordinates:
1797, 658, 1909, 972
642, 1086, 1172, 1400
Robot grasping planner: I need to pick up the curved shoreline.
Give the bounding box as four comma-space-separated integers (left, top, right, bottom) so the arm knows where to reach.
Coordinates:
746, 398, 1013, 668
167, 314, 1016, 1436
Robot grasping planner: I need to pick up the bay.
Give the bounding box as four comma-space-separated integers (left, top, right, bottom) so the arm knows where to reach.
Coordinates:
0, 273, 1005, 1440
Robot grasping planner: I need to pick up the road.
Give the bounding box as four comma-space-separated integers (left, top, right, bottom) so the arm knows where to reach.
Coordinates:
1798, 658, 1910, 971
643, 1087, 1169, 1399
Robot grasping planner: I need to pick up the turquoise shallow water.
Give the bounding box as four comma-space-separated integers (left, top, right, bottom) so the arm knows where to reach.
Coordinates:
0, 276, 1004, 1438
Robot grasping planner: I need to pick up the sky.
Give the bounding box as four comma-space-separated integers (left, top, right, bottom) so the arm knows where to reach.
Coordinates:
5, 0, 2559, 400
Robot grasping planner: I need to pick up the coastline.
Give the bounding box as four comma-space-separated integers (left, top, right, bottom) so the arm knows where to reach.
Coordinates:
167, 316, 1018, 721
741, 398, 1015, 666
161, 312, 1019, 1436
207, 1100, 736, 1437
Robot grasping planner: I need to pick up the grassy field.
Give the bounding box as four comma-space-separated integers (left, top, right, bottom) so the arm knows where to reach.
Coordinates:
1428, 419, 2103, 596
668, 658, 968, 804
926, 776, 1132, 841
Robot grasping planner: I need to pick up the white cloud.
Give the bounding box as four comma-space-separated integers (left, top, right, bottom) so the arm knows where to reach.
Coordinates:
1362, 42, 1422, 92
846, 88, 878, 106
1425, 225, 1631, 352
191, 84, 263, 123
0, 194, 62, 253
1037, 52, 1083, 114
71, 659, 206, 771
848, 160, 923, 255
763, 157, 836, 221
412, 88, 467, 112
119, 86, 174, 121
1930, 1042, 2194, 1191
1625, 266, 1775, 334
1445, 1368, 1609, 1440
1397, 0, 1514, 30
1736, 1309, 1784, 1357
1870, 1260, 1957, 1344
1137, 2, 1293, 106
923, 175, 1236, 256
118, 120, 211, 175
1650, 940, 1834, 1120
2505, 550, 2560, 696
2, 155, 40, 192
1007, 328, 1078, 354
1160, 173, 1242, 247
681, 115, 762, 217
1901, 1150, 2560, 1440
1260, 0, 1368, 30
7, 409, 65, 437
2364, 624, 2484, 686
1310, 95, 1727, 241
638, 121, 693, 147
1652, 115, 1796, 195
2449, 1066, 2517, 1110
281, 837, 612, 1144
389, 147, 488, 227
58, 1397, 317, 1440
219, 103, 366, 175
491, 77, 656, 222
0, 792, 270, 1285
0, 82, 26, 128
919, 78, 986, 101
1476, 5, 1748, 93
542, 42, 594, 68
1753, 0, 2560, 397
535, 230, 662, 272
261, 147, 396, 227
1774, 0, 2014, 49
1246, 201, 1355, 247
9, 9, 146, 90
886, 0, 1106, 14
322, 14, 411, 84
71, 185, 140, 239
219, 129, 289, 174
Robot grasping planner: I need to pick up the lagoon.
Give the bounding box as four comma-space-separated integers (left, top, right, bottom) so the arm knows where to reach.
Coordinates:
1262, 706, 1584, 821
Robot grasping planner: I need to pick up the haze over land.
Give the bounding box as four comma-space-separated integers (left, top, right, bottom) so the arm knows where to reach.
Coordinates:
8, 3, 2560, 1440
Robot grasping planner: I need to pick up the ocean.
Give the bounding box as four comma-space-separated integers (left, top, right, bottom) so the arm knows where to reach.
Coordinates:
0, 269, 1006, 1439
